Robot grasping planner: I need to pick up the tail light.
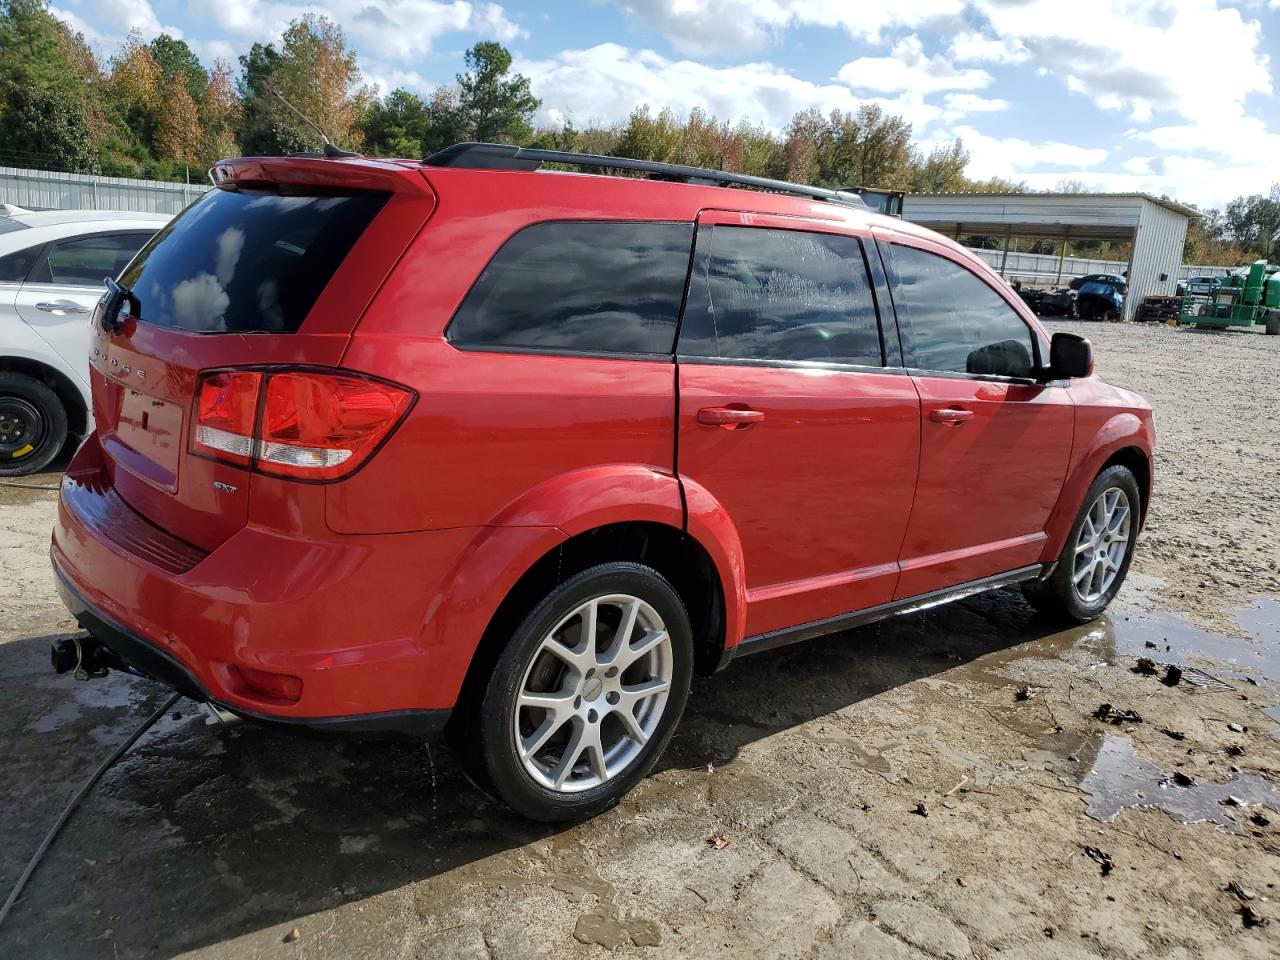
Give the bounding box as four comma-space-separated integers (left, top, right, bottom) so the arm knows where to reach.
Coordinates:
190, 369, 413, 481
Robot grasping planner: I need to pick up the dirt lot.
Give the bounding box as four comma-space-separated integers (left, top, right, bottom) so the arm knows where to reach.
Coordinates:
2, 321, 1279, 959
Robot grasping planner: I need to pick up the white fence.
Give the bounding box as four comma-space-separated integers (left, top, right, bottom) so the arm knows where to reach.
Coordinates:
0, 165, 209, 215
967, 247, 1233, 286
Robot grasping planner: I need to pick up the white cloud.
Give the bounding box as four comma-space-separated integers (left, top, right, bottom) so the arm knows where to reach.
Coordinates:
51, 0, 181, 50
837, 35, 990, 95
959, 0, 1271, 125
204, 1, 523, 61
518, 43, 1006, 135
943, 125, 1109, 176
948, 30, 1028, 65
608, 0, 963, 57
942, 93, 1007, 114
519, 44, 861, 130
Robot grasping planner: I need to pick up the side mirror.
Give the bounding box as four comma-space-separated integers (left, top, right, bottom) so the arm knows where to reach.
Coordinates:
1048, 331, 1094, 379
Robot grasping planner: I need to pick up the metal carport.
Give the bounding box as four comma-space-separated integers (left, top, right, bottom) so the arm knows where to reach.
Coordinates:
901, 192, 1199, 321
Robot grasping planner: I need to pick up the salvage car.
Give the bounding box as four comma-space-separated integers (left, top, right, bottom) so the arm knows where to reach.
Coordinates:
50, 145, 1155, 820
0, 207, 169, 474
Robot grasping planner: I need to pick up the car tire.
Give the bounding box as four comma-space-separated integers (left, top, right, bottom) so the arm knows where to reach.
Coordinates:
1266, 310, 1279, 336
0, 372, 68, 476
468, 562, 693, 822
1023, 465, 1142, 623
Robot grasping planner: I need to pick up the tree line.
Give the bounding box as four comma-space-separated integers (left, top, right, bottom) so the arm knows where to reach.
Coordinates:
0, 0, 1274, 265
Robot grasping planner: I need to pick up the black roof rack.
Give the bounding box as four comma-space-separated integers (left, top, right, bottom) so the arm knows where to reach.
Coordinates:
423, 142, 868, 209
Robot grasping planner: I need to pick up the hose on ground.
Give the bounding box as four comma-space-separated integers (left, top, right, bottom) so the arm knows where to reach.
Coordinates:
0, 691, 182, 931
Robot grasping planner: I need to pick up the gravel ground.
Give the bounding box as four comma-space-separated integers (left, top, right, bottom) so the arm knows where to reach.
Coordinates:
1, 320, 1278, 960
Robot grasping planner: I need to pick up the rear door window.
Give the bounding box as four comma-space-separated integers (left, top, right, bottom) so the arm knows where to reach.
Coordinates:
119, 189, 388, 334
447, 221, 694, 356
678, 225, 883, 366
889, 244, 1038, 379
31, 232, 153, 286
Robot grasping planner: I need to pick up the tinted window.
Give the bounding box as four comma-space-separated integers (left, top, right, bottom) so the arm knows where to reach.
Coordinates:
890, 245, 1037, 379
0, 242, 42, 282
0, 218, 31, 235
448, 221, 694, 355
679, 225, 882, 365
33, 232, 153, 286
120, 189, 388, 334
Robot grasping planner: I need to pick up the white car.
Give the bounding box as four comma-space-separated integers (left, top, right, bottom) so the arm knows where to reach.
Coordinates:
0, 207, 170, 475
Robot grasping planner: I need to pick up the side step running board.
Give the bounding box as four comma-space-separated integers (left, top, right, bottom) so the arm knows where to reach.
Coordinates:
729, 564, 1047, 662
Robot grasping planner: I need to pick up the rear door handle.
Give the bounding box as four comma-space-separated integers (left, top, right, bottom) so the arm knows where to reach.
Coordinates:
35, 300, 90, 315
698, 406, 764, 427
928, 407, 974, 425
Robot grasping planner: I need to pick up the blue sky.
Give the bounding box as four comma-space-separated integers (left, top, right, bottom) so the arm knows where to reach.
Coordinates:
51, 1, 1280, 208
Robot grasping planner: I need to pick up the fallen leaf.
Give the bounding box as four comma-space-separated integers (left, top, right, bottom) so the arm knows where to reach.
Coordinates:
1159, 728, 1186, 741
1084, 846, 1114, 876
1227, 881, 1256, 902
1093, 703, 1142, 725
707, 835, 730, 849
1134, 658, 1158, 675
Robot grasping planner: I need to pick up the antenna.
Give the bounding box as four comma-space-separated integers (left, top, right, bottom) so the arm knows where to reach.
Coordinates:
270, 87, 334, 147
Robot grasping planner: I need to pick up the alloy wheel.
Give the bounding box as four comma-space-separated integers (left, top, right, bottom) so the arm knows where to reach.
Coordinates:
1073, 487, 1132, 603
514, 594, 673, 793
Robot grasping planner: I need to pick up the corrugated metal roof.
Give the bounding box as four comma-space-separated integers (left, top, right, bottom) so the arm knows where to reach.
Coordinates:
907, 191, 1200, 220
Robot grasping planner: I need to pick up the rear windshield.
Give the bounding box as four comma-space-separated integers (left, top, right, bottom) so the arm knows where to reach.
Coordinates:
119, 189, 388, 333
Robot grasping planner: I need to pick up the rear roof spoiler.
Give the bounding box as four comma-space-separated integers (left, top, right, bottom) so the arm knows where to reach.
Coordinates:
422, 142, 869, 210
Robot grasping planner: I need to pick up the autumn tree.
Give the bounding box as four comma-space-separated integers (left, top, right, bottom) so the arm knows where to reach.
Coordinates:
199, 60, 240, 162
238, 15, 367, 154
910, 140, 970, 193
150, 34, 206, 103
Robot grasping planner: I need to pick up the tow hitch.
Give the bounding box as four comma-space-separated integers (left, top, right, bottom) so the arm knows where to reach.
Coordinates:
51, 634, 137, 681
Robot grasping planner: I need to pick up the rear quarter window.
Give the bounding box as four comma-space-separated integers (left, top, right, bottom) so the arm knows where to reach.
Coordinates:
119, 189, 388, 334
447, 221, 694, 356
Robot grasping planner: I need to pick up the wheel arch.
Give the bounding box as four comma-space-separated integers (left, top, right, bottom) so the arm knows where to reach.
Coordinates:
424, 464, 747, 717
448, 520, 730, 728
0, 354, 89, 438
1041, 413, 1153, 563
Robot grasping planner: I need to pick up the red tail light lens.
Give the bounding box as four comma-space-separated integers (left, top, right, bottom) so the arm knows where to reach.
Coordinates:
192, 371, 262, 466
189, 369, 413, 481
258, 372, 413, 480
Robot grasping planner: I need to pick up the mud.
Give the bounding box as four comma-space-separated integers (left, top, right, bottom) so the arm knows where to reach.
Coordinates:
2, 321, 1279, 959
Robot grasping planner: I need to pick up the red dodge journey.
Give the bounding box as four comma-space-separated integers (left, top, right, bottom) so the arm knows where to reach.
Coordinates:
51, 143, 1154, 820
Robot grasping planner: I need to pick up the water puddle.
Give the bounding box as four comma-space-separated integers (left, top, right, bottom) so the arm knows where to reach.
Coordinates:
1078, 735, 1280, 834
1108, 598, 1280, 685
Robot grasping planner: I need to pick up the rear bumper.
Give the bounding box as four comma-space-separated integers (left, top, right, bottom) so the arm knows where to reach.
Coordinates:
51, 433, 474, 732
55, 561, 450, 738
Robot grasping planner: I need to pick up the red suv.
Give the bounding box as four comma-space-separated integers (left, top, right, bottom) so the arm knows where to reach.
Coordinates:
50, 143, 1154, 820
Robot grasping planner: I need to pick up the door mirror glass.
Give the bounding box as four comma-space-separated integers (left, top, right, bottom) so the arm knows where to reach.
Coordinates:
1049, 331, 1093, 379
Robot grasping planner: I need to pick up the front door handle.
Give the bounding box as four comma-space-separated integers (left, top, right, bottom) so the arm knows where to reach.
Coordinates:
35, 300, 90, 315
698, 406, 764, 427
929, 407, 974, 425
